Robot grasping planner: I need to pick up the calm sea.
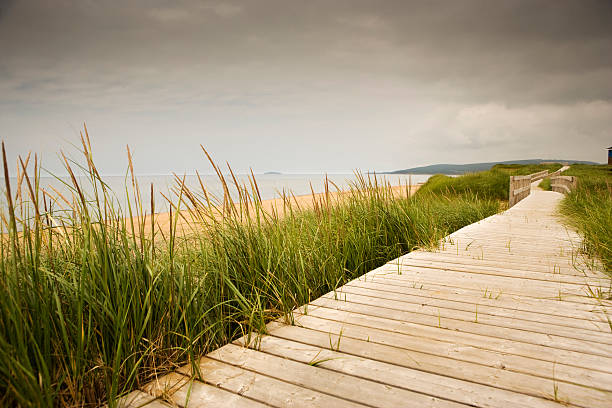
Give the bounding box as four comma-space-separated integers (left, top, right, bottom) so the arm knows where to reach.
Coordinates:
1, 173, 433, 215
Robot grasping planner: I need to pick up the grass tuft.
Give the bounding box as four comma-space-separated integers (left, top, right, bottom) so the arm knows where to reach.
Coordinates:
539, 178, 552, 191
559, 164, 612, 275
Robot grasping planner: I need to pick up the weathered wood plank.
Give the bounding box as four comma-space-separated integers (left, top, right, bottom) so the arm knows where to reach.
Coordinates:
431, 243, 581, 259
308, 297, 612, 357
399, 253, 602, 277
319, 292, 612, 349
235, 334, 572, 408
390, 258, 608, 286
143, 372, 268, 407
366, 266, 603, 304
427, 248, 581, 265
117, 390, 172, 408
344, 279, 610, 322
176, 357, 370, 408
288, 313, 612, 392
318, 292, 612, 344
264, 323, 610, 407
209, 343, 468, 408
296, 305, 612, 374
336, 284, 610, 332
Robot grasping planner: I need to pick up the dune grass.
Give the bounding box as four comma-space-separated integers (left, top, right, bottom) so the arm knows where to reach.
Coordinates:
539, 178, 552, 191
0, 135, 501, 407
416, 171, 510, 200
559, 164, 612, 275
491, 163, 562, 176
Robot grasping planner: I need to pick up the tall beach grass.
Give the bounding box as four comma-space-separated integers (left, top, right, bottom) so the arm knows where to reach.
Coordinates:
538, 177, 552, 191
0, 133, 501, 407
559, 164, 612, 275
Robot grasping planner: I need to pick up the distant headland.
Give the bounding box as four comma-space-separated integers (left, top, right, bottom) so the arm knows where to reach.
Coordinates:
387, 159, 599, 175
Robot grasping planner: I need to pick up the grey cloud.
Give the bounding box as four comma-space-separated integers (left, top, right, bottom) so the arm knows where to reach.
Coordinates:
0, 0, 611, 174
0, 0, 15, 20
3, 1, 610, 105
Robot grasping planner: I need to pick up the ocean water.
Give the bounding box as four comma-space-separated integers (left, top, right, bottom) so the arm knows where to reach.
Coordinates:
1, 173, 433, 215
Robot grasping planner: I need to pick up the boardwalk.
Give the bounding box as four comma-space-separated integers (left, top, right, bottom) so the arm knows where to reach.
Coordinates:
122, 186, 612, 407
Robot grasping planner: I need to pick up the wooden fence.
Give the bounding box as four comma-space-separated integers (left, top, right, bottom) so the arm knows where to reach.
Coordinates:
509, 170, 556, 207
509, 176, 532, 207
550, 176, 578, 194
529, 170, 549, 182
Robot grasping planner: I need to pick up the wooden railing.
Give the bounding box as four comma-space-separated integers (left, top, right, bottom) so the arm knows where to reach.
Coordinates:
509, 176, 532, 207
550, 176, 578, 194
509, 170, 557, 207
529, 170, 548, 182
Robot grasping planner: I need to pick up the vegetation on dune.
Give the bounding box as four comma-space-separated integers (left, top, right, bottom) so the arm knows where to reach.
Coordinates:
559, 164, 612, 275
0, 134, 500, 407
417, 171, 510, 200
491, 163, 562, 176
416, 163, 561, 201
539, 178, 552, 191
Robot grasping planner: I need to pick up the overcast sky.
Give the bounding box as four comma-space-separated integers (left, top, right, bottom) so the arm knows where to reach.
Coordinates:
1, 0, 611, 175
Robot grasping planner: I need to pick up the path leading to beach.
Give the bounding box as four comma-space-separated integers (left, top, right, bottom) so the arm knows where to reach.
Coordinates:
121, 186, 612, 407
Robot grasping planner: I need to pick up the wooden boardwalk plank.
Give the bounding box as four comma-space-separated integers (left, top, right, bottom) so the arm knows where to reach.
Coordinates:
318, 291, 612, 342
132, 186, 611, 407
336, 284, 611, 331
287, 313, 612, 392
117, 390, 173, 408
366, 267, 603, 304
209, 343, 468, 408
309, 297, 612, 357
394, 257, 608, 283
143, 372, 268, 407
425, 250, 589, 268
235, 335, 570, 408
406, 251, 600, 277
295, 305, 612, 374
176, 357, 370, 408
360, 271, 611, 308
344, 279, 610, 323
369, 264, 601, 297
263, 322, 612, 407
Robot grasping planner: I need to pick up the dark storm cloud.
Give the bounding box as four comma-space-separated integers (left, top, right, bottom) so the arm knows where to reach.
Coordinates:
2, 1, 611, 105
0, 0, 15, 20
0, 1, 611, 173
